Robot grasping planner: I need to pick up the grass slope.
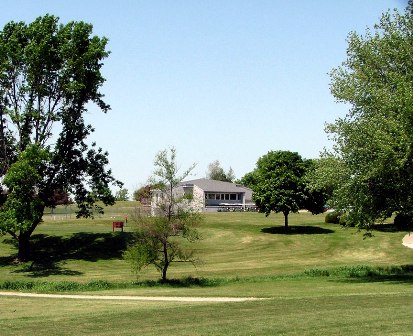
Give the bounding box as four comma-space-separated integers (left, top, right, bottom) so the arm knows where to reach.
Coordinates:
0, 211, 412, 335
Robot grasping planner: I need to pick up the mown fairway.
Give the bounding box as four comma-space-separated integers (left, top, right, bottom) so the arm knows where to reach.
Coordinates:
0, 208, 412, 335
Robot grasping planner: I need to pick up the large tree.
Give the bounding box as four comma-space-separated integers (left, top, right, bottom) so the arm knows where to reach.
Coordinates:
124, 147, 202, 282
252, 150, 308, 231
0, 15, 120, 261
323, 3, 413, 229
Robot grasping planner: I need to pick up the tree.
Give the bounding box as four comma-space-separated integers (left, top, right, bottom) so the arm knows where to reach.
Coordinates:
252, 151, 307, 231
48, 190, 73, 207
324, 3, 413, 229
124, 147, 202, 282
115, 188, 129, 201
206, 160, 235, 182
132, 185, 152, 204
236, 171, 258, 189
0, 15, 121, 261
301, 159, 328, 215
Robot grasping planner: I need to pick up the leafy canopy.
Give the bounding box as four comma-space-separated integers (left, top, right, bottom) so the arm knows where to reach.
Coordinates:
125, 147, 202, 282
322, 3, 413, 228
206, 160, 235, 182
0, 15, 120, 260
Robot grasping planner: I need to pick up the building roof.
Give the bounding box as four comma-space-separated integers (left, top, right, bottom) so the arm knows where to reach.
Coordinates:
179, 178, 251, 193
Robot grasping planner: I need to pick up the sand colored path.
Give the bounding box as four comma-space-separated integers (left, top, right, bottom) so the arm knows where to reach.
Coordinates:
0, 291, 262, 302
402, 233, 413, 249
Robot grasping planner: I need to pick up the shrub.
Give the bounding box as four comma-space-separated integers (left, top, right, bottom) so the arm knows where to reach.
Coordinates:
325, 211, 341, 224
339, 213, 348, 226
394, 213, 413, 229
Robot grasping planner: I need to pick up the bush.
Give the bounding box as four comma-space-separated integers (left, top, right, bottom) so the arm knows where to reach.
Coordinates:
339, 213, 348, 226
325, 211, 341, 224
394, 213, 413, 229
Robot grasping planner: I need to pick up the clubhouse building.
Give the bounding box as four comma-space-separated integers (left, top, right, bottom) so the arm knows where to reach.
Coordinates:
151, 178, 255, 214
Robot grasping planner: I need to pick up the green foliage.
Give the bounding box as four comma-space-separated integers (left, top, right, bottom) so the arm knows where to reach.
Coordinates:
206, 160, 235, 182
132, 185, 151, 203
301, 159, 328, 214
250, 150, 323, 230
0, 15, 120, 260
115, 188, 129, 201
253, 151, 306, 215
0, 145, 48, 235
0, 279, 114, 292
324, 4, 413, 229
125, 213, 202, 280
339, 213, 350, 226
324, 211, 341, 224
304, 264, 413, 279
236, 170, 258, 189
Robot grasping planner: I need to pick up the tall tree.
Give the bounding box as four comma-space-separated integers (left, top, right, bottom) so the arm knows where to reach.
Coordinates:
0, 15, 121, 261
206, 160, 235, 182
124, 147, 202, 282
324, 3, 413, 229
252, 150, 307, 231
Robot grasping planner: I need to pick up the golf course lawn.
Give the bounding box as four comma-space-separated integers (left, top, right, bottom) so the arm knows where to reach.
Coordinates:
0, 210, 412, 335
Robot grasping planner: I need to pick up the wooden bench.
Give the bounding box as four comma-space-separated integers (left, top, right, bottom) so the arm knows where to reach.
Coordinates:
112, 221, 124, 232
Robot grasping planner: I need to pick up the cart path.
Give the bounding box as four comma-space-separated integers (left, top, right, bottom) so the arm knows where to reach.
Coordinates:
0, 291, 263, 302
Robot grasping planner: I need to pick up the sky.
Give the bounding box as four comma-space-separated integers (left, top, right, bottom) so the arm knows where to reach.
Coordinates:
0, 0, 408, 194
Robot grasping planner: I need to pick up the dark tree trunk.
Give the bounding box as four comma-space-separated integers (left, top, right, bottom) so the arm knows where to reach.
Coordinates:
161, 241, 169, 283
283, 211, 289, 232
16, 218, 41, 262
18, 233, 31, 262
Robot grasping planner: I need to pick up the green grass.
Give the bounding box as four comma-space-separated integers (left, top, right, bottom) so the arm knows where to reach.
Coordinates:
0, 211, 412, 335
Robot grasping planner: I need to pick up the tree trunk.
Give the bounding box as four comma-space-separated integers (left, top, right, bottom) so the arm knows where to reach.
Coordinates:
161, 241, 169, 283
18, 233, 31, 262
283, 211, 289, 232
16, 217, 42, 262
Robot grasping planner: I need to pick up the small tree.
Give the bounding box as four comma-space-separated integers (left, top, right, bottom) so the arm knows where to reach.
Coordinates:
252, 151, 307, 231
132, 185, 152, 204
124, 147, 202, 282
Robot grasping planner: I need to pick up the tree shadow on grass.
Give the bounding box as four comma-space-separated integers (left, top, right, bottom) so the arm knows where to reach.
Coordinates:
261, 226, 335, 235
333, 265, 413, 284
315, 265, 413, 285
0, 232, 134, 277
334, 274, 413, 284
372, 223, 412, 233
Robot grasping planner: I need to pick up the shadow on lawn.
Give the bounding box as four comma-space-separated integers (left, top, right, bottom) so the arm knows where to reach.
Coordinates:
372, 223, 412, 233
261, 226, 335, 235
0, 232, 134, 277
334, 265, 413, 284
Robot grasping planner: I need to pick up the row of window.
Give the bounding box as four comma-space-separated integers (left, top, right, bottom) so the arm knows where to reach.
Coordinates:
205, 193, 240, 201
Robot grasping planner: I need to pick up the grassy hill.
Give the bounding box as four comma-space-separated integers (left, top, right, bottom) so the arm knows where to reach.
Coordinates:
0, 210, 412, 335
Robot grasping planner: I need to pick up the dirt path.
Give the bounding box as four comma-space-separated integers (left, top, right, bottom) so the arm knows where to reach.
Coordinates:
0, 291, 262, 302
